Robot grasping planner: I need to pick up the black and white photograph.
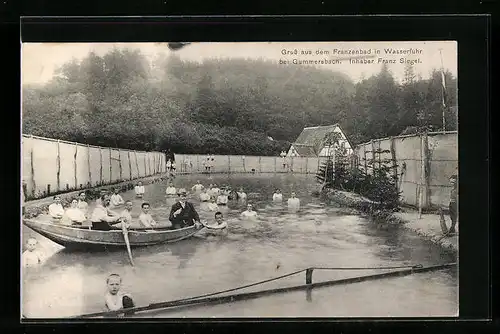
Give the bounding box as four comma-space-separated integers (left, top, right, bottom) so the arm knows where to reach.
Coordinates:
21, 41, 458, 318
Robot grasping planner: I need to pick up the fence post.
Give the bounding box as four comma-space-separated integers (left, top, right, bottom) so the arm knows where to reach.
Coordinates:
305, 157, 308, 174
30, 136, 36, 198
258, 156, 262, 173
127, 151, 132, 180
243, 156, 246, 173
228, 155, 231, 174
99, 147, 103, 185
134, 151, 139, 178
143, 153, 147, 177
422, 133, 430, 209
370, 140, 375, 175
390, 137, 398, 186
118, 149, 123, 180
74, 143, 78, 189
109, 147, 112, 183
418, 134, 424, 218
87, 144, 92, 186
56, 139, 61, 192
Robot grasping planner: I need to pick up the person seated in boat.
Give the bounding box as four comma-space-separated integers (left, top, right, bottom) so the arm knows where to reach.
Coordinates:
237, 187, 247, 201
138, 202, 157, 228
169, 190, 201, 229
272, 189, 283, 202
48, 195, 65, 219
90, 195, 123, 231
77, 192, 89, 216
134, 182, 145, 198
287, 192, 300, 209
116, 200, 133, 229
95, 189, 109, 207
199, 188, 211, 202
22, 238, 45, 268
61, 198, 87, 226
216, 191, 229, 206
110, 188, 125, 208
241, 203, 257, 218
104, 274, 135, 316
165, 182, 177, 196
192, 180, 204, 192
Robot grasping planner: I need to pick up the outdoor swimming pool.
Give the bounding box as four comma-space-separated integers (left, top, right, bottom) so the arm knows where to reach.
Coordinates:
21, 173, 458, 318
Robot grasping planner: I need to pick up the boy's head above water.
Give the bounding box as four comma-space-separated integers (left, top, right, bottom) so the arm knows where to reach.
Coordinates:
106, 274, 122, 295
26, 238, 37, 252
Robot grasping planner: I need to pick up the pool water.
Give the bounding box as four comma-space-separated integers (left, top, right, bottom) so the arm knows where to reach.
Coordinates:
21, 173, 458, 318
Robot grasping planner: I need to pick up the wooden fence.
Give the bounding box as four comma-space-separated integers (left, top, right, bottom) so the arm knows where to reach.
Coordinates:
354, 131, 458, 210
174, 154, 328, 175
21, 134, 166, 200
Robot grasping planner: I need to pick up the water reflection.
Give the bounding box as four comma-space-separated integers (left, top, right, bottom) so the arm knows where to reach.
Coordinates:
22, 173, 457, 318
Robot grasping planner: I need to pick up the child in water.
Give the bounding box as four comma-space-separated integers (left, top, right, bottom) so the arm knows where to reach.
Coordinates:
104, 274, 135, 316
22, 238, 45, 268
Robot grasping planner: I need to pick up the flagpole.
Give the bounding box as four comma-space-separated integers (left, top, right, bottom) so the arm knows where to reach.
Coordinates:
439, 49, 446, 133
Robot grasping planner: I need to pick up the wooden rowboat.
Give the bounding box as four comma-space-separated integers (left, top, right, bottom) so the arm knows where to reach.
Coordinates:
23, 219, 201, 249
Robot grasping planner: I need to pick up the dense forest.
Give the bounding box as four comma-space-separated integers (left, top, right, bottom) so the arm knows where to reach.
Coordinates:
22, 47, 457, 155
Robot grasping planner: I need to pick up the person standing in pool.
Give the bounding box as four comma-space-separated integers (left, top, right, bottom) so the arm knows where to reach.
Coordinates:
134, 182, 145, 198
169, 190, 201, 229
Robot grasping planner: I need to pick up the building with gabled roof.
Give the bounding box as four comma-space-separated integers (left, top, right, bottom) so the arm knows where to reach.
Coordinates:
287, 124, 353, 157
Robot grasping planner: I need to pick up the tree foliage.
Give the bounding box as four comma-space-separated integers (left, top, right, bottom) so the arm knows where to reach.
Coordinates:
22, 47, 458, 155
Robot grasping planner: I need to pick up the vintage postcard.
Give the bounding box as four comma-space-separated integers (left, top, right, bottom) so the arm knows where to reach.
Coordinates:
21, 41, 458, 319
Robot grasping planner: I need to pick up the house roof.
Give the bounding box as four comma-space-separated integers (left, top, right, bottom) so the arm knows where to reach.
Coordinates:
291, 144, 318, 157
294, 124, 340, 146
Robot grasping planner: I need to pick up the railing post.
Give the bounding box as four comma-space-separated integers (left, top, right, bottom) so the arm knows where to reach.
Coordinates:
87, 144, 92, 186
119, 149, 123, 180
305, 268, 314, 284
128, 151, 132, 180
56, 139, 61, 192
99, 147, 103, 185
30, 135, 36, 198
74, 143, 78, 189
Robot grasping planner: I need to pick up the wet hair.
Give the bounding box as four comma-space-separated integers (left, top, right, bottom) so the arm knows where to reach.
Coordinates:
215, 211, 223, 218
71, 198, 79, 203
53, 195, 60, 200
79, 192, 86, 197
125, 200, 133, 204
141, 202, 150, 208
106, 273, 122, 284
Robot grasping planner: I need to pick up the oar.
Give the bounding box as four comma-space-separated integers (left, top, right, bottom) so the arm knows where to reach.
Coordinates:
121, 221, 134, 266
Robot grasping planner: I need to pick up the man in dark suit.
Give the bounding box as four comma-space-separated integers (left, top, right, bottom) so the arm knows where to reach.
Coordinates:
169, 189, 202, 229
